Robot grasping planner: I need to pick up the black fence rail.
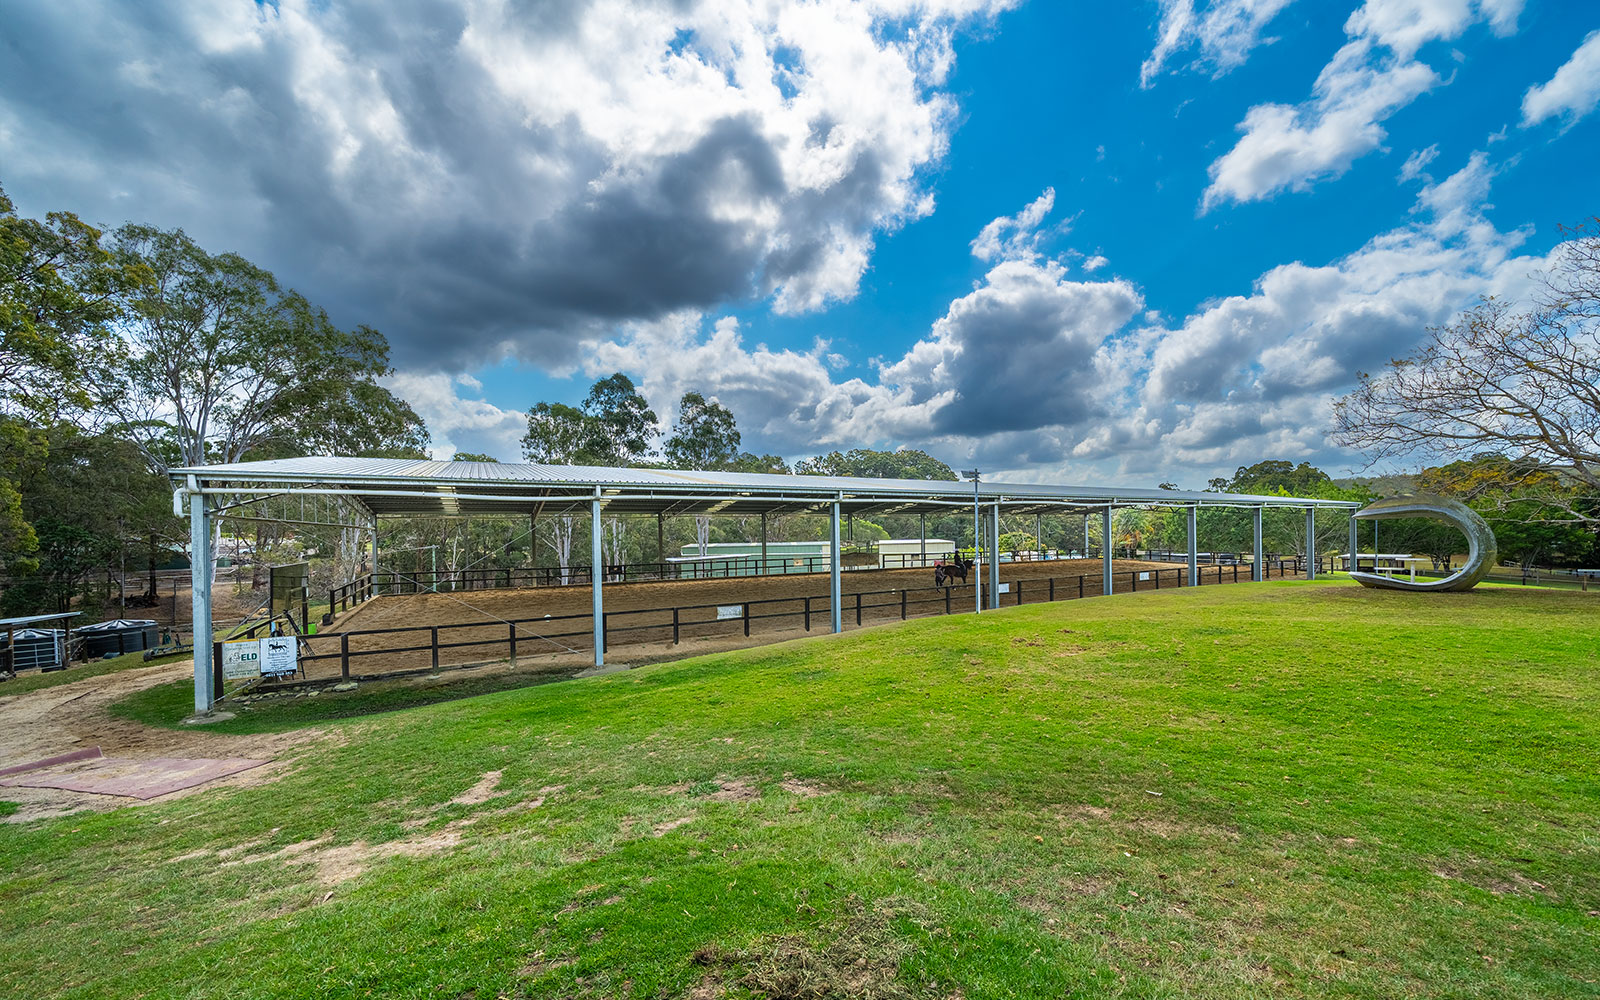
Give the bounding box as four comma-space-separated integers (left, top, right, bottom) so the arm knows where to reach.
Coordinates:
298, 558, 1308, 684
329, 574, 375, 615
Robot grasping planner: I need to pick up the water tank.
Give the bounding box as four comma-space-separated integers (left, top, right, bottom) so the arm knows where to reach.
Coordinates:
10, 628, 65, 672
77, 619, 161, 658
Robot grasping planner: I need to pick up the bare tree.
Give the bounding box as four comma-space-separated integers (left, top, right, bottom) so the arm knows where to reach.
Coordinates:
1334, 220, 1600, 523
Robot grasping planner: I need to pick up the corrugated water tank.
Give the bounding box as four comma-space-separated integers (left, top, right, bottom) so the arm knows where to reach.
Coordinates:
77, 619, 160, 658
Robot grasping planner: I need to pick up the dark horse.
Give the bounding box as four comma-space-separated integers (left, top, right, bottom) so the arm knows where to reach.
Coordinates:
934, 555, 972, 588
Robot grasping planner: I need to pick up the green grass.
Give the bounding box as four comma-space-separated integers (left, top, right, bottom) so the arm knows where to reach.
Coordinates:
114, 664, 586, 734
2, 580, 1597, 999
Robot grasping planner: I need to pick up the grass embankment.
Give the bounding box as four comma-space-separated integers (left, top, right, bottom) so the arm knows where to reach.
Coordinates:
3, 581, 1598, 999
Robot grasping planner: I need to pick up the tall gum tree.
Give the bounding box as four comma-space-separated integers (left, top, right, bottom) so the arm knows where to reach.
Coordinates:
102, 225, 426, 584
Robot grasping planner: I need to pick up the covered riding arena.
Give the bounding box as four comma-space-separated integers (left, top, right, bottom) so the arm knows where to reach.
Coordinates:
171, 458, 1360, 713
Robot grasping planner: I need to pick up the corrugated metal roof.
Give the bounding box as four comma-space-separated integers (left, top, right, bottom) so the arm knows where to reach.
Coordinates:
171, 456, 1361, 515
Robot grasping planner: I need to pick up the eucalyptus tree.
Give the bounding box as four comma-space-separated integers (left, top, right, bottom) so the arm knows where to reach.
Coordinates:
663, 392, 743, 556
101, 225, 427, 585
0, 187, 143, 579
104, 225, 426, 472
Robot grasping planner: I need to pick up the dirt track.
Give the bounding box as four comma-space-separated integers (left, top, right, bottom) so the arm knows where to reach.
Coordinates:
302, 557, 1292, 681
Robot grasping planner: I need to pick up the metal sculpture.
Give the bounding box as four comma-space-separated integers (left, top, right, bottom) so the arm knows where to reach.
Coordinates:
1350, 495, 1497, 592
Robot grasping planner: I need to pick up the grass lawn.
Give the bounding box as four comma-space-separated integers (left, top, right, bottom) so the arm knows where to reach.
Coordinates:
2, 580, 1597, 999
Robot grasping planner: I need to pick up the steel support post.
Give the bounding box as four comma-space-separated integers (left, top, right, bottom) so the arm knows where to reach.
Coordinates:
189, 485, 214, 714
1035, 513, 1043, 560
1252, 507, 1264, 582
657, 513, 665, 567
830, 498, 843, 633
591, 495, 604, 666
1101, 506, 1114, 596
760, 512, 768, 576
369, 514, 379, 594
989, 501, 1001, 608
972, 479, 982, 613
1186, 505, 1199, 586
1348, 512, 1359, 575
1305, 507, 1317, 580
919, 513, 926, 567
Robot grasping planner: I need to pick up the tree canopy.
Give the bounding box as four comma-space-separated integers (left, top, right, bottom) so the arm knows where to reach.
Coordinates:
102, 224, 427, 472
663, 391, 741, 470
796, 448, 956, 481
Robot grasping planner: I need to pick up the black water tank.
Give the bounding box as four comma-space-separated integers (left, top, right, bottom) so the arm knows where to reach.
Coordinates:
10, 628, 65, 672
77, 619, 160, 658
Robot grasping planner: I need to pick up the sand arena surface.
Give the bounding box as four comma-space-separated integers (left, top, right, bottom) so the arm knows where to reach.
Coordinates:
299, 558, 1289, 681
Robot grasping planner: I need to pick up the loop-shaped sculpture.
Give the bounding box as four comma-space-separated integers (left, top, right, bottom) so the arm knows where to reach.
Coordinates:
1350, 495, 1497, 592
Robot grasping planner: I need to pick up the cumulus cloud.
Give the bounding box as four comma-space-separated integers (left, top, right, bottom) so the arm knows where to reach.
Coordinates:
1140, 0, 1297, 87
0, 0, 1014, 369
970, 188, 1057, 262
1144, 152, 1538, 471
1520, 29, 1600, 127
1202, 0, 1524, 211
585, 254, 1143, 458
384, 371, 527, 462
573, 151, 1552, 483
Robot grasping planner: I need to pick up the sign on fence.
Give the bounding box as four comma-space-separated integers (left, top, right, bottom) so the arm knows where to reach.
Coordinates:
1138, 572, 1150, 581
716, 604, 743, 621
220, 636, 299, 680
997, 583, 1011, 594
220, 638, 261, 680
260, 636, 298, 678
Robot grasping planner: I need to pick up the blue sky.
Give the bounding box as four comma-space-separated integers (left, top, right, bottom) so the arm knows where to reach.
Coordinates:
2, 1, 1597, 485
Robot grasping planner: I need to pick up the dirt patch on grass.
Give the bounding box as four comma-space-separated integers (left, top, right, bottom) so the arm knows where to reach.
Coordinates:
450, 770, 503, 806
691, 897, 952, 999
779, 778, 832, 798
653, 815, 695, 836
1432, 861, 1555, 898
200, 825, 467, 886
705, 778, 760, 803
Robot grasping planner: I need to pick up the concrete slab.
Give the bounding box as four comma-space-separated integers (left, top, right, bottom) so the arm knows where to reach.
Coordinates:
0, 755, 270, 800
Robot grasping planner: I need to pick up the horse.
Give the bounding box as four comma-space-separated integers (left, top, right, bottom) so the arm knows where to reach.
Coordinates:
934, 555, 971, 588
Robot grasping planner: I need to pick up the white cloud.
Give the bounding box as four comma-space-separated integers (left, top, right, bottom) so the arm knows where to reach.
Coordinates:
1345, 0, 1521, 61
1140, 0, 1297, 87
1397, 143, 1439, 182
1082, 254, 1109, 272
1521, 29, 1600, 127
1201, 0, 1524, 210
385, 371, 527, 461
970, 188, 1056, 262
579, 152, 1555, 484
0, 0, 1017, 370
